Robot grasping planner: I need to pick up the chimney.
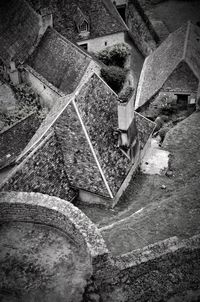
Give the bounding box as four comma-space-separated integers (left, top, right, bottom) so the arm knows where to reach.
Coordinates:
117, 89, 135, 147
39, 7, 53, 36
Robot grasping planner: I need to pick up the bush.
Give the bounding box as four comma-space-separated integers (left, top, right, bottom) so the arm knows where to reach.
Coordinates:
101, 66, 127, 93
97, 43, 129, 68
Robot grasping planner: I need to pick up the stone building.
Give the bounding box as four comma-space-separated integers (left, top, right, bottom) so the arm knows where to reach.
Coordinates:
135, 21, 200, 110
22, 27, 101, 108
1, 73, 155, 207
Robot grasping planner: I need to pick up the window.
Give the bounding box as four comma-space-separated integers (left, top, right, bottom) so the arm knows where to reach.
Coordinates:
175, 94, 189, 109
80, 43, 88, 51
105, 41, 107, 46
79, 21, 88, 32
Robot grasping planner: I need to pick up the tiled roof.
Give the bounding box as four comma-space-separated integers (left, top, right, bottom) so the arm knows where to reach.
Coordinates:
37, 0, 127, 42
74, 73, 131, 196
0, 114, 40, 169
0, 0, 40, 65
27, 27, 92, 94
135, 22, 200, 109
17, 73, 133, 198
134, 112, 155, 149
73, 6, 90, 30
17, 94, 73, 163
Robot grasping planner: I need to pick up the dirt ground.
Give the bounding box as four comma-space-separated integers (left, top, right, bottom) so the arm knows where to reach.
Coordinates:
78, 111, 200, 256
0, 222, 91, 302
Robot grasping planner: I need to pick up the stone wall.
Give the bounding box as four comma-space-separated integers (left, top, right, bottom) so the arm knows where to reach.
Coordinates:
162, 62, 199, 94
0, 132, 75, 201
0, 191, 109, 264
126, 0, 157, 56
78, 32, 126, 53
0, 113, 40, 169
22, 67, 63, 109
84, 235, 200, 302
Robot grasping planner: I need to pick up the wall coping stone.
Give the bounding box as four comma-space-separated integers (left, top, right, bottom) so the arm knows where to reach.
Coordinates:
0, 191, 109, 261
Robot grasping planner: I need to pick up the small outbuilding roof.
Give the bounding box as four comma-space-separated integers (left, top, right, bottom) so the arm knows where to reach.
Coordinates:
0, 0, 40, 65
135, 22, 200, 109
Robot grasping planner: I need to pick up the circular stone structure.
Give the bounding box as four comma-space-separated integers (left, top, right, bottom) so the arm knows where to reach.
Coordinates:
0, 192, 109, 302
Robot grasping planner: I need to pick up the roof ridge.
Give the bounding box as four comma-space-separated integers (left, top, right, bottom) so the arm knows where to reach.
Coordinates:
16, 94, 74, 163
182, 20, 191, 60
72, 98, 113, 198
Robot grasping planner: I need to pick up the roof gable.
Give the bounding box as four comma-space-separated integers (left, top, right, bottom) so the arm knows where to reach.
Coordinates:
73, 6, 90, 30
135, 22, 200, 109
27, 27, 91, 94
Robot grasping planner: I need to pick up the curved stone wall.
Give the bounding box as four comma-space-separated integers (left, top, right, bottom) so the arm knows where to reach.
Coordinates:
0, 191, 109, 263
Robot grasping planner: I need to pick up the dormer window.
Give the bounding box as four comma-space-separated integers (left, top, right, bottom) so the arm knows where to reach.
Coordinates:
73, 6, 90, 36
79, 20, 88, 33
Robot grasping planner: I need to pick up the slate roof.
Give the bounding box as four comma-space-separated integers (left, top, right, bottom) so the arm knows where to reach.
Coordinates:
27, 27, 92, 94
134, 112, 155, 149
16, 73, 134, 199
32, 0, 127, 42
0, 0, 40, 65
0, 114, 40, 170
73, 6, 90, 30
135, 22, 200, 109
1, 130, 76, 201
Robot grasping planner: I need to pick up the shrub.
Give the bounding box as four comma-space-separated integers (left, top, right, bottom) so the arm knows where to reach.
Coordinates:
101, 66, 127, 93
97, 43, 130, 68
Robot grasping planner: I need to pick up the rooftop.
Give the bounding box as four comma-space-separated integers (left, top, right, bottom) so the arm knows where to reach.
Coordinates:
28, 0, 127, 42
27, 27, 92, 94
0, 0, 40, 65
135, 22, 200, 109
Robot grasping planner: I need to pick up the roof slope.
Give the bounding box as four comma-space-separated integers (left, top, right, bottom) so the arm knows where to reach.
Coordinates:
17, 94, 73, 162
0, 0, 40, 65
135, 22, 200, 109
74, 73, 131, 195
27, 27, 91, 94
17, 73, 132, 198
0, 114, 40, 169
32, 0, 127, 42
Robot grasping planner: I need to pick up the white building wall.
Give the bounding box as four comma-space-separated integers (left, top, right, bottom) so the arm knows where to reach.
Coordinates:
22, 70, 62, 109
78, 32, 126, 53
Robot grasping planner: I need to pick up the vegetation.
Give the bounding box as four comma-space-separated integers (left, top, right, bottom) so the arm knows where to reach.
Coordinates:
0, 82, 47, 132
97, 43, 129, 68
97, 44, 130, 93
101, 66, 127, 94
